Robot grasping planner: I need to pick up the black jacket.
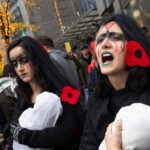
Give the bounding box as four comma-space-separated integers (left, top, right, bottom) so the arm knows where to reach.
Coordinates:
79, 54, 92, 89
49, 50, 81, 91
80, 87, 150, 150
12, 98, 85, 150
0, 77, 17, 132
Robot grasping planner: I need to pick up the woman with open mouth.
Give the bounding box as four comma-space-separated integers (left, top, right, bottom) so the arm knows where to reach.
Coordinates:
4, 36, 84, 150
80, 14, 150, 150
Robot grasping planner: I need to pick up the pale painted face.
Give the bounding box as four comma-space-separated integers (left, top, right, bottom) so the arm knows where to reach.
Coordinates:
9, 46, 35, 83
95, 22, 127, 76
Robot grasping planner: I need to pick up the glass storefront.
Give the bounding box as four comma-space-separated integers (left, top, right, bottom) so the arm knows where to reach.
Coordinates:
72, 0, 97, 17
11, 7, 23, 23
72, 0, 83, 18
10, 0, 17, 8
125, 0, 150, 34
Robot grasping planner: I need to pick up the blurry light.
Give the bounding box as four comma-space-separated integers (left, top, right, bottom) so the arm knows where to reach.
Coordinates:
133, 10, 141, 18
53, 0, 64, 32
130, 0, 136, 7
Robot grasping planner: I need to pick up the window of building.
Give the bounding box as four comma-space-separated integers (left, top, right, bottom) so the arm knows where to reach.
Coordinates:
1, 0, 6, 3
11, 7, 23, 23
72, 0, 82, 17
121, 0, 130, 7
1, 0, 17, 8
105, 0, 113, 8
125, 0, 150, 33
10, 0, 17, 8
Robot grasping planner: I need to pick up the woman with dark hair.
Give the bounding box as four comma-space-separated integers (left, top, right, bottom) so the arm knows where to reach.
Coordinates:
5, 36, 84, 150
79, 14, 150, 150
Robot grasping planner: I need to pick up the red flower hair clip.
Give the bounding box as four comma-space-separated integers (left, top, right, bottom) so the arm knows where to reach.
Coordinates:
60, 86, 80, 105
125, 41, 150, 67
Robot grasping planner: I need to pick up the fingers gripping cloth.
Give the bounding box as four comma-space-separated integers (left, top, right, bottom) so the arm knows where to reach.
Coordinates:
99, 103, 150, 150
10, 121, 23, 142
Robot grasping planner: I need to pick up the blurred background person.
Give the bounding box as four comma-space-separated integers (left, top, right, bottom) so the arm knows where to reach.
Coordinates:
140, 26, 150, 41
79, 45, 92, 105
0, 64, 18, 149
36, 35, 82, 93
88, 41, 96, 97
0, 64, 17, 129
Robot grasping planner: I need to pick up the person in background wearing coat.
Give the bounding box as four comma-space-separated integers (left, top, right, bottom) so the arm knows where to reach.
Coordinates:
79, 45, 92, 105
36, 35, 82, 95
0, 65, 17, 131
0, 65, 18, 150
88, 41, 96, 96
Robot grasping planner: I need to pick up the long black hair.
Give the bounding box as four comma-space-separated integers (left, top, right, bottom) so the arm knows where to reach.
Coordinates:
7, 36, 68, 109
95, 14, 150, 97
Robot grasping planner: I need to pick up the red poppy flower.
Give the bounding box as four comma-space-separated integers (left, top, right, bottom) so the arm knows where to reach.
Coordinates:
125, 41, 149, 67
60, 86, 80, 105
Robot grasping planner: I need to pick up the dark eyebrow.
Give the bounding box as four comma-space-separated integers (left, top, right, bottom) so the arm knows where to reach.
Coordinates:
109, 32, 124, 36
10, 54, 27, 61
98, 33, 106, 38
99, 32, 124, 37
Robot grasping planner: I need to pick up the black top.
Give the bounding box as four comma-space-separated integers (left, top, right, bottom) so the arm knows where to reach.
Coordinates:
12, 97, 85, 150
80, 87, 150, 150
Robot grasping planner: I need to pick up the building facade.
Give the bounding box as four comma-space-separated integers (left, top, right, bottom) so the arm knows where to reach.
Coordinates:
9, 0, 33, 40
9, 0, 97, 49
96, 0, 150, 33
9, 0, 150, 49
29, 0, 78, 40
29, 0, 96, 43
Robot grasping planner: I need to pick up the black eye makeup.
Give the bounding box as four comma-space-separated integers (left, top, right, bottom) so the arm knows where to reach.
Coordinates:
10, 55, 30, 68
97, 31, 126, 45
110, 33, 126, 41
97, 35, 106, 44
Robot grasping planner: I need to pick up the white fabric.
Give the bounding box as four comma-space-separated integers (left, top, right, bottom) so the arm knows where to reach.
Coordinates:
13, 92, 63, 150
99, 103, 150, 150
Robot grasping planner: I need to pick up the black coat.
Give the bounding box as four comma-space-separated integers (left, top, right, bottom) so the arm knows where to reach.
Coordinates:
0, 77, 17, 132
80, 87, 150, 150
13, 98, 85, 150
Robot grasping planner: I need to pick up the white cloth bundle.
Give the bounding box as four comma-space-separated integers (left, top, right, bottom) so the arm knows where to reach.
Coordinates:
99, 103, 150, 150
13, 92, 63, 150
